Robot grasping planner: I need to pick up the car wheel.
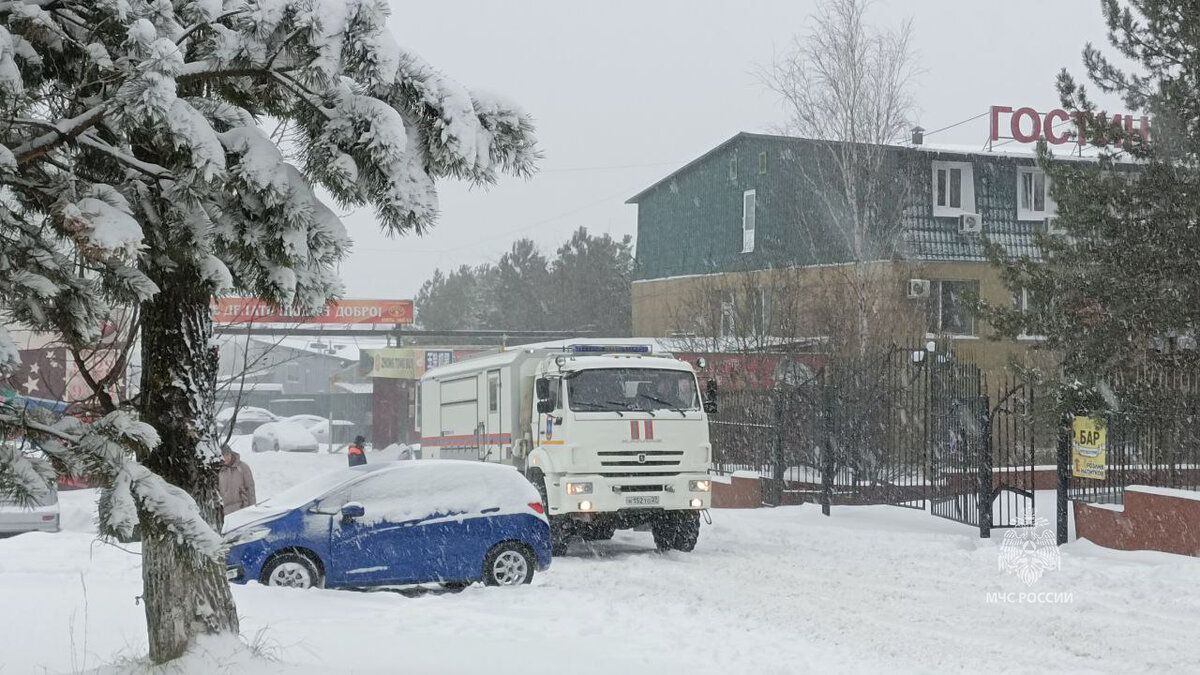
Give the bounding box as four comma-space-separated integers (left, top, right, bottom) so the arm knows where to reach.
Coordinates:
482, 542, 535, 586
261, 552, 321, 589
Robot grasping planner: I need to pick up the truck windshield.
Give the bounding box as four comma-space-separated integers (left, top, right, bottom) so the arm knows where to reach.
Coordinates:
567, 368, 699, 412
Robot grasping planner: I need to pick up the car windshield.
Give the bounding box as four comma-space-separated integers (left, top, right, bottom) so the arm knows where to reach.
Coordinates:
258, 467, 379, 510
567, 368, 699, 412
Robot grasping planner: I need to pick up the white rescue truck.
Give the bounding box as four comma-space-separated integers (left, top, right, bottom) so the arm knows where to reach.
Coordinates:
419, 342, 717, 555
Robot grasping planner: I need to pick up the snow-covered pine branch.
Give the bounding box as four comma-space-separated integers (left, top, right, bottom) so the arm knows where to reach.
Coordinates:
1, 0, 537, 662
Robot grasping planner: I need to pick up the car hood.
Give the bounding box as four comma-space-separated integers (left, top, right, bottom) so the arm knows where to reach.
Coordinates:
222, 504, 293, 536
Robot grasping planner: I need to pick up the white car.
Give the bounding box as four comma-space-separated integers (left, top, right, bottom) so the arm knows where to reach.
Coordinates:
217, 406, 280, 435
283, 414, 355, 445
0, 484, 60, 535
252, 421, 320, 453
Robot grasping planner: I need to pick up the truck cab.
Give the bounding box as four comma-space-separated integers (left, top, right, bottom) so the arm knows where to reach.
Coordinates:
525, 346, 713, 554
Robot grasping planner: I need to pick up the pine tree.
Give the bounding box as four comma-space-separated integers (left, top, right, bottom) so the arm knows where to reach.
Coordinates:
983, 0, 1200, 401
0, 0, 536, 663
480, 238, 551, 331
548, 227, 634, 335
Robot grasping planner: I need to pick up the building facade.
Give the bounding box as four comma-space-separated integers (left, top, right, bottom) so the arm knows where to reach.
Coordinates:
628, 132, 1064, 375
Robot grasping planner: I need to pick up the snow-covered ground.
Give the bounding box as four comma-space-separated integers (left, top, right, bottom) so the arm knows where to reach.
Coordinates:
2, 449, 1199, 674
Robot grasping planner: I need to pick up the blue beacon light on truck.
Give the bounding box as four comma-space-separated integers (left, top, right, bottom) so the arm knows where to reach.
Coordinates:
570, 344, 651, 354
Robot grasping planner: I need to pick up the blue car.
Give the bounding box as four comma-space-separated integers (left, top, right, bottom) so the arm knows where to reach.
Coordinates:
223, 460, 551, 589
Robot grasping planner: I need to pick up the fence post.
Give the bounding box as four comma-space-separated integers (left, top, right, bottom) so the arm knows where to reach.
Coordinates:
1056, 417, 1071, 545
766, 392, 786, 507
821, 368, 835, 517
978, 393, 993, 539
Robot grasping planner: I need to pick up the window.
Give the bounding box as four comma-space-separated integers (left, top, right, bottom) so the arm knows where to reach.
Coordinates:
928, 280, 978, 336
931, 161, 975, 216
758, 151, 768, 175
720, 290, 736, 338
742, 189, 756, 253
728, 156, 737, 182
1017, 167, 1054, 221
285, 363, 300, 384
751, 287, 772, 336
487, 374, 499, 413
1018, 288, 1050, 340
566, 368, 700, 413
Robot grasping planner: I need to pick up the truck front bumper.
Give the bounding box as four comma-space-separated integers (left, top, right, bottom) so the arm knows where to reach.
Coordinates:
550, 473, 712, 515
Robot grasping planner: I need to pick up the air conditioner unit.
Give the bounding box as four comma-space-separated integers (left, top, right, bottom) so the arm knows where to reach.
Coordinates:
907, 278, 931, 300
958, 213, 982, 235
1044, 216, 1066, 236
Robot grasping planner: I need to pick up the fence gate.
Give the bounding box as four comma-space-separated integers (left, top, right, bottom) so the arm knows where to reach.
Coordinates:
927, 363, 1037, 535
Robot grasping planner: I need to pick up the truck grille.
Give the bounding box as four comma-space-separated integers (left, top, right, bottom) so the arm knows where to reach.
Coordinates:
615, 484, 663, 493
598, 450, 683, 468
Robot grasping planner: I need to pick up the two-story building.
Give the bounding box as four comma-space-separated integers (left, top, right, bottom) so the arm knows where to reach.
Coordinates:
628, 131, 1067, 375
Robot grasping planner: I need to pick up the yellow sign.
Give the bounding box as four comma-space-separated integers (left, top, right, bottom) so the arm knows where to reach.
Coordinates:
370, 348, 419, 379
1071, 416, 1107, 480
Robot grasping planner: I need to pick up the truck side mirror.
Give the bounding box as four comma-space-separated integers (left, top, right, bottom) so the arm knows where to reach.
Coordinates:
536, 399, 554, 414
704, 379, 719, 414
535, 378, 550, 401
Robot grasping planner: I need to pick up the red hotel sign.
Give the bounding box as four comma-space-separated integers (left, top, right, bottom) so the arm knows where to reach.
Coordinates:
990, 105, 1151, 146
212, 298, 413, 325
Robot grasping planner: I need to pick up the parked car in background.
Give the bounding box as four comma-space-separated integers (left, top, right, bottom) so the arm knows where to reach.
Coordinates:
0, 484, 60, 536
252, 421, 320, 453
283, 414, 356, 446
223, 461, 551, 589
217, 406, 280, 435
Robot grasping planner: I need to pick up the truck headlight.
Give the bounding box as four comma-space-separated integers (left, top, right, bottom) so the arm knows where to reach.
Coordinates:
689, 480, 711, 492
565, 482, 593, 495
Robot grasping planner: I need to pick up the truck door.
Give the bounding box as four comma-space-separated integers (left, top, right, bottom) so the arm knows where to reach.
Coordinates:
484, 369, 502, 461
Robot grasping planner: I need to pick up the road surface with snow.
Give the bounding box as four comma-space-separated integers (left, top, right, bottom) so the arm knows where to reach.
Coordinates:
1, 447, 1198, 674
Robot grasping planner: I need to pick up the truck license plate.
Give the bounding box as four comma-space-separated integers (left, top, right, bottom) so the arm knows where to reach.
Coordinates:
625, 495, 660, 506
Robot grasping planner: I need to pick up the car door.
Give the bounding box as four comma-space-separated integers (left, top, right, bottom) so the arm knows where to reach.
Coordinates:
386, 464, 494, 583
326, 472, 426, 586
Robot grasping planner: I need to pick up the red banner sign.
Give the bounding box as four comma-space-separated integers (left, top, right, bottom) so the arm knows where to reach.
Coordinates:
990, 105, 1151, 146
212, 298, 413, 325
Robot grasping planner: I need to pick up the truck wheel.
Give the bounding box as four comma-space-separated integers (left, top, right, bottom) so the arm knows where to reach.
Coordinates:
672, 511, 700, 552
548, 515, 571, 556
580, 522, 615, 541
652, 511, 700, 552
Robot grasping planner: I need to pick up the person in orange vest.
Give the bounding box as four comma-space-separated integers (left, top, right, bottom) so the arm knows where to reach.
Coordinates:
348, 435, 367, 467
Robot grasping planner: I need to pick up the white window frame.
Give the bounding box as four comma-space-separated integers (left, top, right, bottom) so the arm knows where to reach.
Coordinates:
1016, 167, 1055, 221
720, 290, 736, 339
926, 279, 978, 338
1017, 288, 1048, 341
931, 161, 975, 217
742, 189, 756, 253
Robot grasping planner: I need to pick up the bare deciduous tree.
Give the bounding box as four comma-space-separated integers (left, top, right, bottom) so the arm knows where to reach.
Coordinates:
758, 0, 920, 354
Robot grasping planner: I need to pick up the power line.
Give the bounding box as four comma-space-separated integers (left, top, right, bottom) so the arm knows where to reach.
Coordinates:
923, 110, 991, 138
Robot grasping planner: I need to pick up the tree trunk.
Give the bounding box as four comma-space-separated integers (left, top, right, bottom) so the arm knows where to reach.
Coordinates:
139, 264, 238, 663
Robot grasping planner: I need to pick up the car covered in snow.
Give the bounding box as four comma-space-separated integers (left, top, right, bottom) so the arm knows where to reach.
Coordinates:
0, 483, 60, 536
223, 461, 551, 589
216, 406, 280, 435
283, 414, 355, 446
251, 421, 320, 453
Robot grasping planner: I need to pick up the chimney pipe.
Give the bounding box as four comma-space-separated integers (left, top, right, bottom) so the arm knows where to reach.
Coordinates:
911, 126, 925, 146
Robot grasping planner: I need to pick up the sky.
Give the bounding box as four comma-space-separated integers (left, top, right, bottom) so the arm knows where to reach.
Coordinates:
335, 0, 1116, 300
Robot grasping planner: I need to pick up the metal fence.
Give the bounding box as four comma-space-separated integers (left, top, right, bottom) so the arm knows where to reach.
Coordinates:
1067, 378, 1200, 505
709, 344, 1039, 536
